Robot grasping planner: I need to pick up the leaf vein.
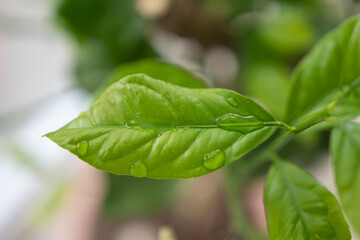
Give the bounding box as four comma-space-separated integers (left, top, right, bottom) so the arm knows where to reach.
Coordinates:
127, 82, 187, 125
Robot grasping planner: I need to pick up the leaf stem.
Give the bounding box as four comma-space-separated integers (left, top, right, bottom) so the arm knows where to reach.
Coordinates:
223, 78, 360, 239
292, 108, 329, 133
242, 78, 360, 176
246, 131, 294, 173
269, 121, 296, 132
292, 77, 360, 133
223, 169, 267, 240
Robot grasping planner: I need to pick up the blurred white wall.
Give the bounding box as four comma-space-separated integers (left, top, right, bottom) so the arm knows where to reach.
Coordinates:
0, 1, 93, 239
0, 0, 73, 118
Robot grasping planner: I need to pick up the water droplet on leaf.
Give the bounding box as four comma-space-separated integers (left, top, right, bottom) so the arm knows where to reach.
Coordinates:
76, 141, 88, 156
216, 113, 263, 134
203, 149, 225, 170
130, 161, 147, 177
92, 121, 98, 127
226, 97, 238, 107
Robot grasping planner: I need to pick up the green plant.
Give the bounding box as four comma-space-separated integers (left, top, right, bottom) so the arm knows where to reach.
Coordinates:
47, 15, 360, 239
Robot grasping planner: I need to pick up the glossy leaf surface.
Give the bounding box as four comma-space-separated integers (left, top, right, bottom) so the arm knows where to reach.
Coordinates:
285, 15, 360, 123
331, 122, 360, 234
47, 74, 277, 179
265, 161, 351, 240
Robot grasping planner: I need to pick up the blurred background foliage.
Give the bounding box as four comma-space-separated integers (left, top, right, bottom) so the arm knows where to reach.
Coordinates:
6, 0, 357, 239
103, 175, 176, 220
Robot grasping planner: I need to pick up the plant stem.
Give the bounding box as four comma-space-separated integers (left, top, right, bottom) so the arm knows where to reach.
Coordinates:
222, 133, 292, 240
223, 77, 360, 239
223, 169, 267, 240
263, 121, 295, 132
293, 76, 360, 133
292, 108, 328, 133
247, 131, 293, 173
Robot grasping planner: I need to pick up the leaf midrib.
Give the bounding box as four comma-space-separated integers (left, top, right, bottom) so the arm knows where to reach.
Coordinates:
69, 122, 278, 131
336, 124, 360, 191
279, 163, 312, 238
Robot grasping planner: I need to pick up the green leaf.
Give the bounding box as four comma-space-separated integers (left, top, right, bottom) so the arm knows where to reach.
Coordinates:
57, 0, 156, 91
256, 6, 315, 58
104, 175, 176, 218
285, 15, 360, 124
329, 98, 360, 122
106, 59, 207, 89
331, 122, 360, 235
46, 74, 277, 179
265, 161, 351, 240
244, 61, 290, 119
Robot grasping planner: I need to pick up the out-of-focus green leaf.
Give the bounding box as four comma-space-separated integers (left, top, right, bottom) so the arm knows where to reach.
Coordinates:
265, 161, 351, 240
331, 122, 360, 235
285, 15, 360, 124
245, 61, 290, 118
57, 0, 155, 91
329, 98, 360, 122
106, 59, 207, 89
104, 174, 176, 218
74, 41, 113, 91
32, 181, 69, 226
8, 144, 42, 175
256, 6, 316, 59
57, 0, 145, 57
46, 74, 277, 179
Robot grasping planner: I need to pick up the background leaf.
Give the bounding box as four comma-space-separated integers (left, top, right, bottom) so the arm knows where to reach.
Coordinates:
255, 6, 315, 59
329, 98, 360, 122
103, 174, 176, 218
244, 61, 290, 119
331, 122, 360, 235
57, 0, 155, 91
101, 59, 207, 92
265, 161, 351, 240
285, 15, 360, 124
47, 74, 277, 179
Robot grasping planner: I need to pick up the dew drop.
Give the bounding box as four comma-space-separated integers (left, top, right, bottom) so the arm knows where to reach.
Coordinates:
76, 141, 89, 156
157, 129, 171, 136
226, 97, 238, 107
144, 129, 155, 133
176, 126, 190, 131
92, 121, 98, 127
203, 149, 225, 170
130, 161, 147, 177
216, 113, 263, 134
126, 120, 141, 129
